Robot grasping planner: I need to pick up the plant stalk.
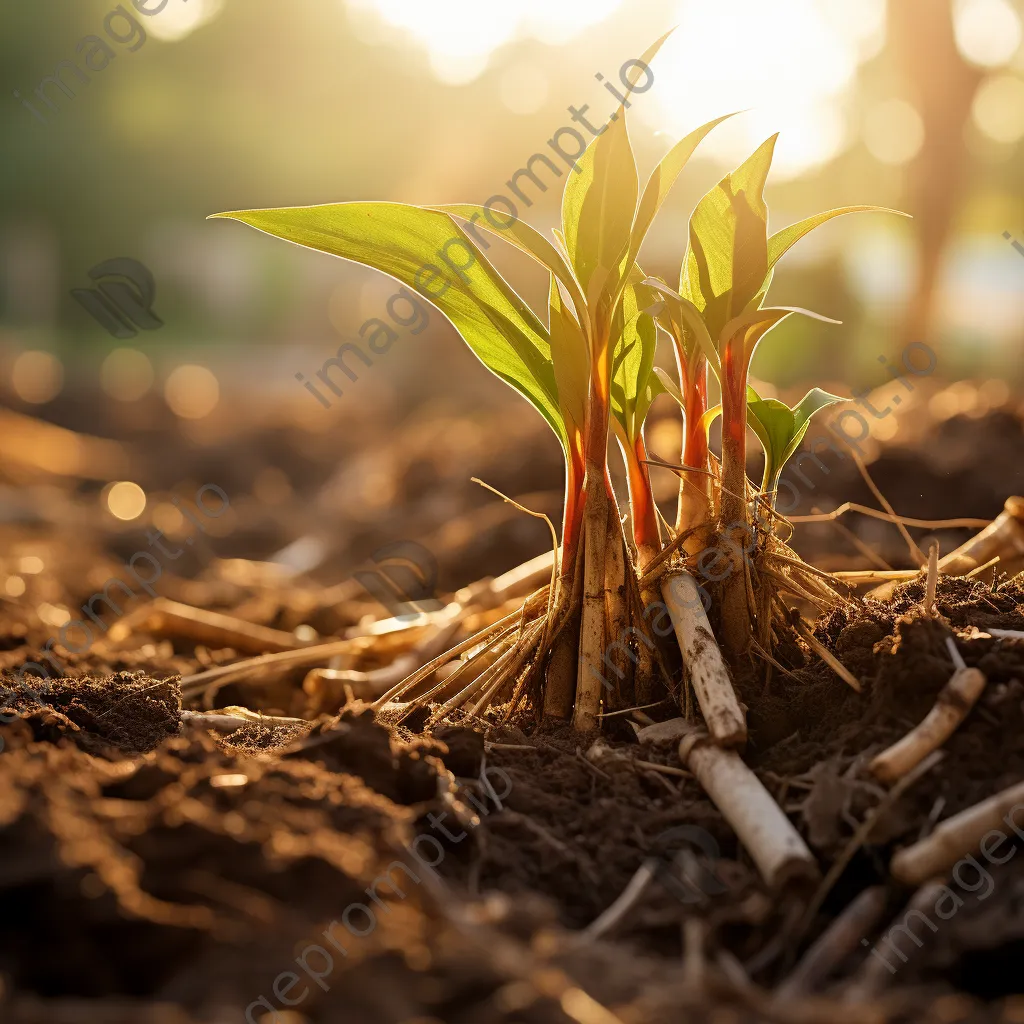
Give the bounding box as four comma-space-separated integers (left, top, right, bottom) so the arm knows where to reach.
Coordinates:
543, 442, 586, 720
574, 320, 614, 732
718, 351, 753, 662
675, 352, 711, 546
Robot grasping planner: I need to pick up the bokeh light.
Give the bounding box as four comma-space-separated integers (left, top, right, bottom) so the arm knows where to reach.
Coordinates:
164, 365, 220, 419
864, 99, 926, 165
972, 74, 1024, 142
11, 351, 63, 404
106, 481, 147, 521
954, 0, 1022, 67
100, 348, 155, 402
147, 0, 225, 42
151, 502, 187, 537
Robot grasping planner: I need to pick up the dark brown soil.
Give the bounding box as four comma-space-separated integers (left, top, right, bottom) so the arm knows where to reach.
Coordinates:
3, 388, 1024, 1022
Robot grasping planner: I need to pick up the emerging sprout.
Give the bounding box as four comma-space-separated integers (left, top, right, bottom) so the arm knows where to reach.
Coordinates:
746, 386, 845, 504
211, 29, 907, 734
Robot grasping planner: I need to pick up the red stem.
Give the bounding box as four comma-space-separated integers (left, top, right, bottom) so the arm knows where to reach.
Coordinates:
720, 343, 748, 524
683, 360, 709, 487
625, 433, 660, 552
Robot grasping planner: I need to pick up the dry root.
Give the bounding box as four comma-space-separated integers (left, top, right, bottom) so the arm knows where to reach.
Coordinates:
661, 571, 746, 747
869, 664, 987, 784
891, 778, 1024, 885
678, 726, 819, 889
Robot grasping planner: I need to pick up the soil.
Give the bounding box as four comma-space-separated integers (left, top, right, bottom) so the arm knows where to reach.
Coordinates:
3, 381, 1024, 1022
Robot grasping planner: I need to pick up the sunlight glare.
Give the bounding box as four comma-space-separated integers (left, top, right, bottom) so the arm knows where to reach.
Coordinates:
346, 0, 624, 84
148, 0, 225, 42
638, 0, 881, 179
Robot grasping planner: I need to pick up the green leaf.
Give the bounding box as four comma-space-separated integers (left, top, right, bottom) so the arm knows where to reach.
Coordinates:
747, 385, 844, 492
211, 201, 566, 447
700, 402, 723, 436
626, 112, 740, 269
432, 204, 588, 328
559, 29, 676, 308
681, 135, 778, 343
561, 110, 638, 303
745, 391, 796, 491
548, 275, 589, 437
610, 284, 658, 442
643, 278, 721, 378
767, 206, 911, 272
653, 366, 685, 409
720, 304, 841, 382
782, 387, 845, 465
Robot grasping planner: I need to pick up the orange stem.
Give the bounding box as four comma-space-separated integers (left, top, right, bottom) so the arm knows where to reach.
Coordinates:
626, 433, 660, 554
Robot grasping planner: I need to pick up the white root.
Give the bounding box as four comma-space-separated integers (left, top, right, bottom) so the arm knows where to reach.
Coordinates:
865, 495, 1024, 601
869, 666, 987, 785
775, 885, 888, 1001
938, 495, 1024, 576
984, 627, 1024, 641
662, 572, 747, 748
678, 727, 819, 889
180, 708, 308, 732
577, 860, 658, 943
923, 540, 939, 615
304, 614, 467, 706
891, 778, 1024, 886
487, 549, 556, 601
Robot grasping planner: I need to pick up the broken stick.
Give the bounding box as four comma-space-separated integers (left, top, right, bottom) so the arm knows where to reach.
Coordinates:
678, 727, 818, 889
891, 778, 1024, 885
662, 572, 747, 748
869, 660, 987, 785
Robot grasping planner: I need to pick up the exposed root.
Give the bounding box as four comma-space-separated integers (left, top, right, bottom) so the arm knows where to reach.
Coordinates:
678, 725, 819, 889
793, 616, 862, 694
577, 860, 658, 943
776, 885, 888, 1002
105, 598, 309, 654
891, 777, 1024, 886
869, 653, 987, 785
661, 572, 746, 748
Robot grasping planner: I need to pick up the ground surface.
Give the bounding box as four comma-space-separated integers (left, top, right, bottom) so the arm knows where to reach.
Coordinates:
2, 379, 1024, 1023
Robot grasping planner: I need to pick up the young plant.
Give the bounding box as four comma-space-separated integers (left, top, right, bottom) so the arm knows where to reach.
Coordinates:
745, 386, 844, 511
648, 139, 904, 659
212, 27, 901, 736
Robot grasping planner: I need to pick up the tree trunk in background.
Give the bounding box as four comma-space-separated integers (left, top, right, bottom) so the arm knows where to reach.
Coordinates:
888, 0, 983, 348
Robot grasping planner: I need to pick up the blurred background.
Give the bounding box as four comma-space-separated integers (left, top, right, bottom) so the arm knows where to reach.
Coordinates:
1, 0, 1023, 588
